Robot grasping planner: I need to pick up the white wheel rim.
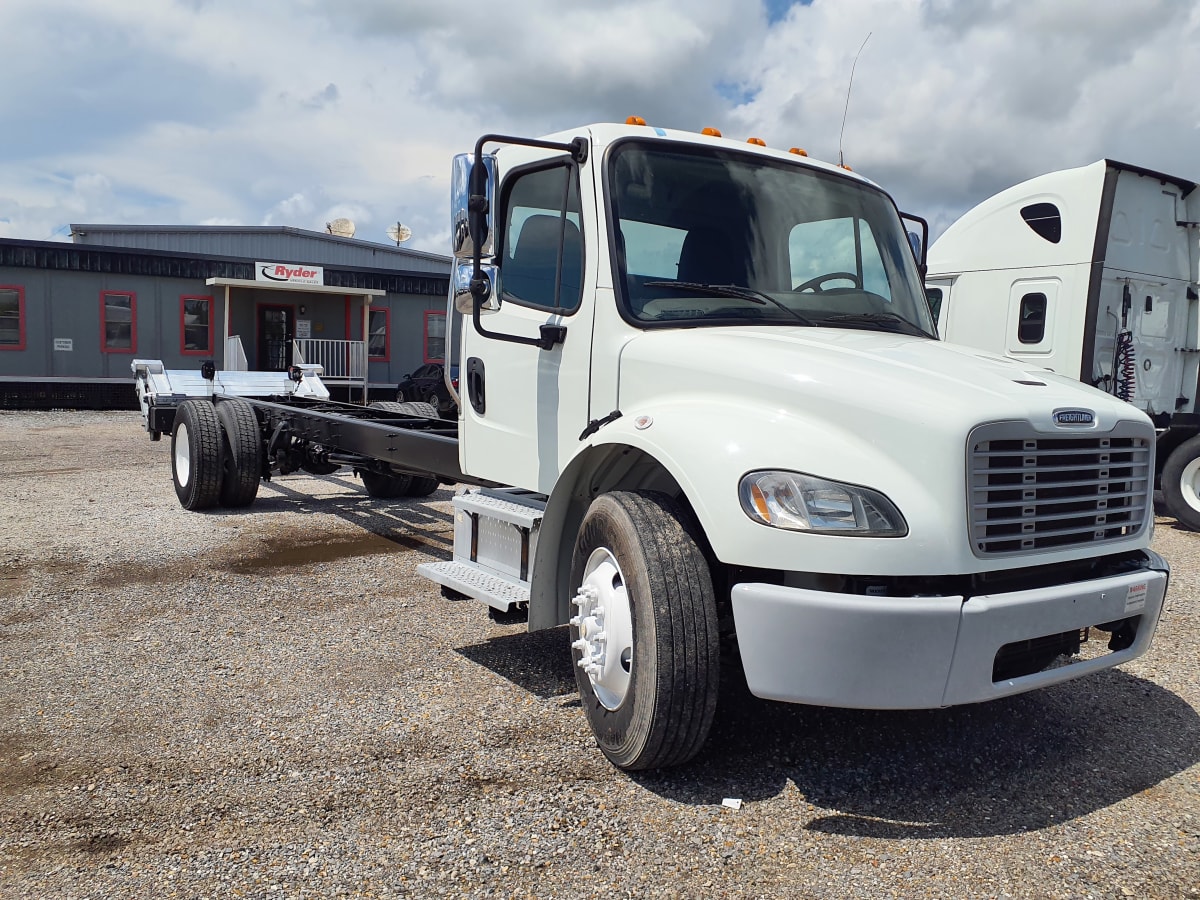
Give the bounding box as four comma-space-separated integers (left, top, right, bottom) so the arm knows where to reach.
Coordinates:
571, 547, 635, 710
1180, 456, 1200, 513
174, 422, 192, 487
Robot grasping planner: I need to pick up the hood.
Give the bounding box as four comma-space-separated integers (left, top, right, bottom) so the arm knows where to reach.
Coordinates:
616, 326, 1136, 436
604, 325, 1151, 576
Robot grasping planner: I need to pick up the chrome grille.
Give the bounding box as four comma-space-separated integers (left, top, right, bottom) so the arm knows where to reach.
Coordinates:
968, 422, 1152, 557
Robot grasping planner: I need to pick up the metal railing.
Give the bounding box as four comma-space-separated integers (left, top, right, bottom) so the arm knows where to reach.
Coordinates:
293, 339, 368, 401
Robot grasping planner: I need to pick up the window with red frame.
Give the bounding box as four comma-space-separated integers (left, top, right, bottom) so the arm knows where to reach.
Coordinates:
424, 310, 445, 363
0, 286, 25, 350
368, 307, 389, 360
101, 291, 137, 352
181, 295, 213, 355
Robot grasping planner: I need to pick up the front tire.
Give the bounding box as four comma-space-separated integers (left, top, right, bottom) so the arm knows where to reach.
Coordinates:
171, 399, 223, 510
569, 491, 719, 771
1162, 434, 1200, 530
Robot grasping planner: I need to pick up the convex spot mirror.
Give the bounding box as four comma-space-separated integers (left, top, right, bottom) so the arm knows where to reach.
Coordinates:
452, 152, 496, 260
454, 262, 501, 314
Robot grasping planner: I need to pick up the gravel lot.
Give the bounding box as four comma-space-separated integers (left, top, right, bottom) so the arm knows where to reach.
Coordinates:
1, 409, 1197, 899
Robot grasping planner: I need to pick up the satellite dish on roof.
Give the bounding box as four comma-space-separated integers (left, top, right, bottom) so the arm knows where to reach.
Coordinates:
387, 222, 412, 245
326, 217, 356, 237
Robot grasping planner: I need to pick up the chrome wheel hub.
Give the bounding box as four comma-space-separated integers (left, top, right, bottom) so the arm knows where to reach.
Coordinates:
570, 547, 634, 710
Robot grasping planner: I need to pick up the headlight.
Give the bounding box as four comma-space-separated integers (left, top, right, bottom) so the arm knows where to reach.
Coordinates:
738, 470, 907, 536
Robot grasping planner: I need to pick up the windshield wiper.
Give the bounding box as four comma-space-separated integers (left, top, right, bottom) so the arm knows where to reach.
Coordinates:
645, 281, 814, 325
818, 312, 933, 338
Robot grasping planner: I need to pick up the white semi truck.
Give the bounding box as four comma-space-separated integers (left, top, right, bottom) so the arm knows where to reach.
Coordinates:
926, 160, 1200, 528
134, 122, 1170, 771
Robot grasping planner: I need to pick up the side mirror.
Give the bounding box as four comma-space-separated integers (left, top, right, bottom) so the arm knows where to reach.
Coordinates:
454, 261, 501, 314
900, 212, 929, 278
451, 152, 496, 259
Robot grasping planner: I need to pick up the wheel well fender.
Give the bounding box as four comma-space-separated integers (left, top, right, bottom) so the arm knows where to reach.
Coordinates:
528, 442, 688, 630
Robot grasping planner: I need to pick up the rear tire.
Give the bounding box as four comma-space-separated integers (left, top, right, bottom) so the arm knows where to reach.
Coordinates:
359, 469, 413, 498
394, 400, 439, 419
1162, 434, 1200, 530
368, 401, 443, 497
215, 398, 262, 508
171, 400, 223, 510
404, 475, 441, 497
569, 491, 720, 770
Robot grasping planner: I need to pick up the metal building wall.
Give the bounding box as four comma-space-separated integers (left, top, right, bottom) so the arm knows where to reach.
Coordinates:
69, 225, 450, 275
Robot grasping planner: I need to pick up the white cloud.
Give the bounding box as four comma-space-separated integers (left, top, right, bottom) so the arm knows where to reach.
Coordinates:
0, 0, 1195, 252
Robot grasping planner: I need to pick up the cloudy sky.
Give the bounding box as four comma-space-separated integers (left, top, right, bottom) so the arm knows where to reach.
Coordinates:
1, 0, 1196, 255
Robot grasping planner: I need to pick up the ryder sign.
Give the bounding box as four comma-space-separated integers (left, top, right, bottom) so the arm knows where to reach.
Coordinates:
256, 261, 324, 286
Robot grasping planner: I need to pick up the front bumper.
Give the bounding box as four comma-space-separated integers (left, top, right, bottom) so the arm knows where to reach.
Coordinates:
730, 551, 1169, 709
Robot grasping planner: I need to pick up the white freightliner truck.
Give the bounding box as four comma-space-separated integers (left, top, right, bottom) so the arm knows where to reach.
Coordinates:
134, 122, 1170, 771
926, 160, 1200, 529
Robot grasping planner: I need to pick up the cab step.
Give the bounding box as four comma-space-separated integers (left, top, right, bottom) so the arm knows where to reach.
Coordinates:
417, 487, 545, 612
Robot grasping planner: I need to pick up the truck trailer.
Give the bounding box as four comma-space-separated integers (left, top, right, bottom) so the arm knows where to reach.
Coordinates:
926, 159, 1200, 529
134, 122, 1170, 771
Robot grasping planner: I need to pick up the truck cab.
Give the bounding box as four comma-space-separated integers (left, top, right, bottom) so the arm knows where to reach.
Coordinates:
437, 123, 1168, 768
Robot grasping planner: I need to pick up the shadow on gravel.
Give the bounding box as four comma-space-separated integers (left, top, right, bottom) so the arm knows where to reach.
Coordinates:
455, 626, 576, 700
632, 667, 1200, 839
211, 475, 457, 558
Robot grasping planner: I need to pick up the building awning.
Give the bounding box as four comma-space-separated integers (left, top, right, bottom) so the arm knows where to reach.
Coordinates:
205, 277, 385, 299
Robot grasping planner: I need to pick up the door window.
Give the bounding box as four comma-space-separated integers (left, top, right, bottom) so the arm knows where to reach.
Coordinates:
500, 164, 583, 311
258, 306, 292, 371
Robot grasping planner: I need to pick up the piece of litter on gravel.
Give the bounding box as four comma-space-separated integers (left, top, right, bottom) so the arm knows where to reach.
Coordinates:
722, 798, 743, 810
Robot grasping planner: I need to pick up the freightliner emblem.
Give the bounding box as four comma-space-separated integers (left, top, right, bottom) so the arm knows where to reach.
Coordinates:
1053, 408, 1096, 426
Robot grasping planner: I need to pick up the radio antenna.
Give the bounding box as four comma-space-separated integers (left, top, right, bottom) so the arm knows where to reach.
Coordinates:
839, 31, 872, 167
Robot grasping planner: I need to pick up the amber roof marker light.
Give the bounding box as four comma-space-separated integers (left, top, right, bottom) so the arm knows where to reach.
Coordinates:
626, 115, 647, 126
701, 126, 722, 137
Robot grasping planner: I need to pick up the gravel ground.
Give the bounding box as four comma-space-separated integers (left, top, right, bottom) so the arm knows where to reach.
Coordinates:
0, 409, 1197, 899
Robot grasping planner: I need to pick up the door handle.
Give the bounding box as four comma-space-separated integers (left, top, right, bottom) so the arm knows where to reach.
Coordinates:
466, 357, 486, 415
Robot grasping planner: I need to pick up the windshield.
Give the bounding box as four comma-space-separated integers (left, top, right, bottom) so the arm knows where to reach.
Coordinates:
607, 141, 935, 336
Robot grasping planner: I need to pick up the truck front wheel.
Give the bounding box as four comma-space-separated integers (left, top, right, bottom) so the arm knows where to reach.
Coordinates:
1162, 434, 1200, 530
569, 491, 720, 770
171, 399, 223, 511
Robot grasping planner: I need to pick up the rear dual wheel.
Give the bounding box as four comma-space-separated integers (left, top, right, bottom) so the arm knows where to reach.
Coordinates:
171, 400, 223, 510
170, 398, 261, 510
569, 491, 720, 770
362, 401, 443, 498
215, 399, 262, 507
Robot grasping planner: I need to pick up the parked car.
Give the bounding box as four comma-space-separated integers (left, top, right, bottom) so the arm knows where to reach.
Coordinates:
396, 363, 457, 416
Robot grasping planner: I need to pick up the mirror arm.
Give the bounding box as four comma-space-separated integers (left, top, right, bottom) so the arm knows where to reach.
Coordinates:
466, 132, 586, 351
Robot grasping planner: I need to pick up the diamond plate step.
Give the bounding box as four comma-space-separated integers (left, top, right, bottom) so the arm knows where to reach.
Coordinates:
417, 560, 530, 612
